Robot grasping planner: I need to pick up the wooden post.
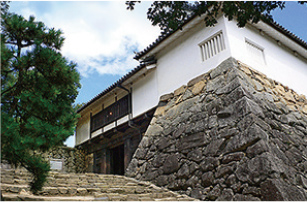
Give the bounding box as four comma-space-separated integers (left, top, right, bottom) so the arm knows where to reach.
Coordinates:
106, 149, 111, 174
124, 137, 132, 170
90, 112, 92, 138
101, 149, 107, 174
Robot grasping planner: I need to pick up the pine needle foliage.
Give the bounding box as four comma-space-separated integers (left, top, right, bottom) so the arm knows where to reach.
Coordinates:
126, 1, 306, 35
1, 10, 81, 193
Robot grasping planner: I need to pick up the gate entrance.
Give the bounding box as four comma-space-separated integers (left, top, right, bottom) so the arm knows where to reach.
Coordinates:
93, 150, 103, 173
110, 144, 125, 175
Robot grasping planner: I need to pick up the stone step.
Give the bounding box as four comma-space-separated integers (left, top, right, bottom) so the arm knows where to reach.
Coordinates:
2, 193, 95, 201
2, 178, 144, 187
3, 192, 196, 201
94, 193, 196, 201
1, 183, 179, 197
1, 169, 197, 201
1, 183, 31, 194
3, 177, 135, 187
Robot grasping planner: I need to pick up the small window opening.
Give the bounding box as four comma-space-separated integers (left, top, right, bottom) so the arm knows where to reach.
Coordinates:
245, 39, 266, 65
199, 31, 225, 61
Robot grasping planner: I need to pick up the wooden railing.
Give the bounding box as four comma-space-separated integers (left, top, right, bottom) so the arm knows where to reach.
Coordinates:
91, 94, 131, 132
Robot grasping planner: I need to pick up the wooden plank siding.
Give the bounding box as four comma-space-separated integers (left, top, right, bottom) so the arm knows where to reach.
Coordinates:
91, 94, 131, 133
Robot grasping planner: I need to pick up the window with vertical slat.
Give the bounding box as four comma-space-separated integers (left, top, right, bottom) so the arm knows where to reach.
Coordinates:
199, 31, 225, 62
245, 39, 266, 65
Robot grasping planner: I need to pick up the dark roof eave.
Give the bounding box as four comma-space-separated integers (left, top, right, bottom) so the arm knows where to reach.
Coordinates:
78, 15, 307, 114
77, 60, 156, 114
134, 13, 200, 61
265, 20, 307, 50
134, 15, 307, 61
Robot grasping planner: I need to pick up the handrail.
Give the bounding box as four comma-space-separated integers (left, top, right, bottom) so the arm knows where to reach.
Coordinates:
90, 94, 131, 133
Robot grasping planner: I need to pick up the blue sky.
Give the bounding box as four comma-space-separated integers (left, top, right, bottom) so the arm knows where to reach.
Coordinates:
8, 1, 307, 147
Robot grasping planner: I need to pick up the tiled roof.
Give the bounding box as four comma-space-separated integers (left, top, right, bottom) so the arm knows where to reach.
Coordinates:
134, 16, 307, 61
77, 60, 156, 113
78, 15, 307, 114
266, 20, 307, 49
134, 13, 198, 61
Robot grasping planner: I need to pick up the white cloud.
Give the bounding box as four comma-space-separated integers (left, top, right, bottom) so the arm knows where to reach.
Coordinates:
10, 1, 160, 77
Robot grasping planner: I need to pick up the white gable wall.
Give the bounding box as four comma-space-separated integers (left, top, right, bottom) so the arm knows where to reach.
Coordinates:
76, 15, 307, 147
224, 18, 307, 96
132, 69, 159, 118
131, 16, 233, 118
76, 118, 90, 145
155, 16, 232, 97
131, 15, 307, 120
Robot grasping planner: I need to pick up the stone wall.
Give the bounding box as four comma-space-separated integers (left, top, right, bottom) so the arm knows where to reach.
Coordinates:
126, 57, 307, 200
43, 146, 92, 173
2, 146, 89, 173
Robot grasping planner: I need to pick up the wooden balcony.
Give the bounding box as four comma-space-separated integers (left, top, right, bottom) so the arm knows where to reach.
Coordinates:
90, 94, 131, 133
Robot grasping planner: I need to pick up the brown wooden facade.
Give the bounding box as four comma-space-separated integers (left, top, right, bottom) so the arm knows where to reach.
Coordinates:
78, 108, 155, 175
90, 94, 131, 133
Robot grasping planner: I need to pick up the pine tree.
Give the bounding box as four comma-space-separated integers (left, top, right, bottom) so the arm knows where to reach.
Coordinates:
127, 1, 306, 35
1, 11, 81, 193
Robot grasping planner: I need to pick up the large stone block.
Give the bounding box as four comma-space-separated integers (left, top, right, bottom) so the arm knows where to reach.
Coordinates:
145, 124, 163, 136
191, 81, 206, 95
156, 175, 168, 186
177, 132, 210, 151
204, 138, 226, 157
134, 148, 148, 160
207, 184, 222, 200
260, 179, 306, 201
237, 113, 271, 132
201, 171, 214, 188
215, 162, 237, 178
246, 139, 270, 158
216, 188, 234, 201
156, 136, 172, 151
160, 93, 174, 102
209, 57, 238, 79
187, 148, 203, 163
174, 85, 187, 97
199, 157, 219, 172
172, 125, 186, 139
189, 162, 199, 175
187, 72, 207, 87
177, 163, 190, 179
216, 76, 246, 95
206, 75, 226, 93
221, 152, 245, 164
233, 194, 260, 201
163, 154, 180, 174
224, 123, 268, 154
222, 85, 253, 107
236, 152, 286, 185
285, 146, 304, 165
234, 96, 264, 119
142, 169, 159, 181
153, 153, 167, 168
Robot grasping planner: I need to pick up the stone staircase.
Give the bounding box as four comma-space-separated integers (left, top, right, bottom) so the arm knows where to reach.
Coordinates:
1, 168, 196, 201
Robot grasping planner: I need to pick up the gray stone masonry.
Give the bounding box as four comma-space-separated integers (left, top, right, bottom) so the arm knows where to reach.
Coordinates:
126, 57, 307, 201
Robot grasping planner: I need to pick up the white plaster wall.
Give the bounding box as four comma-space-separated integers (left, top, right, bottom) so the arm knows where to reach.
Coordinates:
76, 15, 307, 146
76, 119, 90, 145
155, 16, 232, 97
132, 70, 159, 118
104, 122, 115, 132
224, 18, 307, 96
117, 115, 129, 125
130, 16, 234, 118
91, 128, 102, 138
